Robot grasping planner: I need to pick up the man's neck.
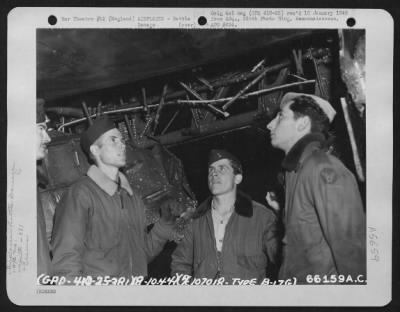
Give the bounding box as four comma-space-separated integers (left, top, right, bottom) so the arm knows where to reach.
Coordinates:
97, 163, 119, 182
212, 191, 236, 216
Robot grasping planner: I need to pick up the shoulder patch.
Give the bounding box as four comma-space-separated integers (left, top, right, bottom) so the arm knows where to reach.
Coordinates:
320, 167, 338, 184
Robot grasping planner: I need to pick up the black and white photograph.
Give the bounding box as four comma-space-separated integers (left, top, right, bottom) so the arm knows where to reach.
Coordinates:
6, 7, 393, 306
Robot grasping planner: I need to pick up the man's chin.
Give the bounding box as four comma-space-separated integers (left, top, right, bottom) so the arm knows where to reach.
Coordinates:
270, 139, 279, 148
114, 157, 126, 168
209, 185, 223, 195
36, 149, 47, 161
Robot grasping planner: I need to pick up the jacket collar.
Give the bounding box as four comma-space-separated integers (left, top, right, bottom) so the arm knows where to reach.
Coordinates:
37, 168, 48, 189
195, 190, 253, 219
282, 133, 326, 171
87, 165, 133, 196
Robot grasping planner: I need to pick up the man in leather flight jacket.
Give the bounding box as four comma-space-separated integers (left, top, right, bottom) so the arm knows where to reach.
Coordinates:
266, 92, 366, 284
171, 149, 279, 284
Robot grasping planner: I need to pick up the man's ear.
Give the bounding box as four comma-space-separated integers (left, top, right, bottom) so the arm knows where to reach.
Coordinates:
297, 115, 311, 132
234, 174, 243, 185
89, 144, 99, 158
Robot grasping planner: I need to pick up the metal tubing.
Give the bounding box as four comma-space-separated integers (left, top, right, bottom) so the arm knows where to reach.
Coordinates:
123, 115, 135, 141
179, 82, 229, 118
340, 97, 365, 182
81, 101, 93, 126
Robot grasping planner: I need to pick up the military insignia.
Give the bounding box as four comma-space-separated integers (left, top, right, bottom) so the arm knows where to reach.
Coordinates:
321, 168, 337, 184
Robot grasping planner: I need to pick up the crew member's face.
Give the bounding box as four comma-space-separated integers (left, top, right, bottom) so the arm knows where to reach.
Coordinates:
94, 128, 126, 168
267, 102, 301, 153
208, 158, 241, 196
36, 123, 51, 160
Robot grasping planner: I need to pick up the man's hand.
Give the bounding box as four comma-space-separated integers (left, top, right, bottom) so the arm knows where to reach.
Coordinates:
160, 198, 178, 224
266, 191, 280, 212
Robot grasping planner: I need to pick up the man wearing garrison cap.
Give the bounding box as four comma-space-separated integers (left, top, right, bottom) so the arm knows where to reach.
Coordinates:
171, 149, 279, 284
266, 92, 366, 283
51, 116, 174, 280
36, 98, 52, 277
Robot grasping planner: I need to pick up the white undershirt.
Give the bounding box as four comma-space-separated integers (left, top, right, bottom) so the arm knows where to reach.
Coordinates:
211, 203, 234, 252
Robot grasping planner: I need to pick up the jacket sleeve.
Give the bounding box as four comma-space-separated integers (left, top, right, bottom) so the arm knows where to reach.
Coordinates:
262, 210, 280, 266
170, 223, 194, 277
131, 193, 174, 262
311, 164, 366, 278
37, 193, 51, 276
143, 220, 174, 262
50, 185, 90, 280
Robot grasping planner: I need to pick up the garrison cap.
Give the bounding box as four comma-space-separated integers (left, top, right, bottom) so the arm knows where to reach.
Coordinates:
36, 98, 49, 124
208, 149, 243, 174
80, 116, 115, 155
281, 92, 336, 123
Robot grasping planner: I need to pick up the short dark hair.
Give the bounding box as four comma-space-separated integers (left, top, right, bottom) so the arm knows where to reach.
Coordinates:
228, 159, 242, 175
289, 95, 331, 139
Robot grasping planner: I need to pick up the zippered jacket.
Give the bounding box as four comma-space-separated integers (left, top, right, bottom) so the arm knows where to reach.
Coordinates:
51, 165, 173, 280
278, 133, 366, 283
171, 191, 279, 284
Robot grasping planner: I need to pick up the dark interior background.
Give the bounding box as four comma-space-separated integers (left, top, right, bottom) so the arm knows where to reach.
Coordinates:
148, 76, 366, 279
36, 28, 367, 280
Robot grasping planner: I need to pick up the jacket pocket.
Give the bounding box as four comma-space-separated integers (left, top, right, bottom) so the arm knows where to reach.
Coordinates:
291, 221, 323, 246
292, 222, 328, 266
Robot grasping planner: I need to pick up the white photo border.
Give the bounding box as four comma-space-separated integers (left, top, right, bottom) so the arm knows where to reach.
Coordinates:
6, 7, 393, 306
